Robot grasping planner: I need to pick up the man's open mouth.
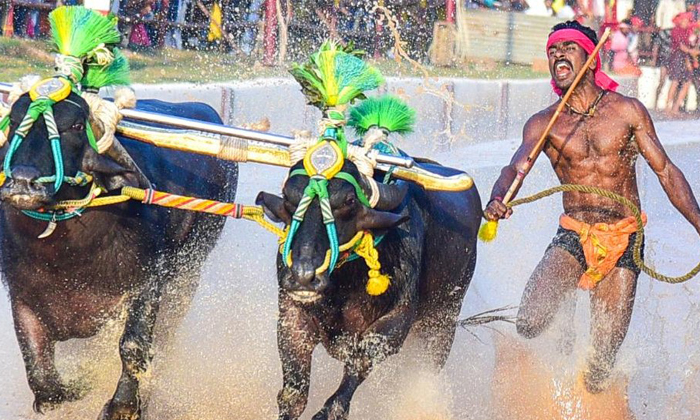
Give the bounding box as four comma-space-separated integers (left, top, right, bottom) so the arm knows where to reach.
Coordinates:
554, 60, 573, 79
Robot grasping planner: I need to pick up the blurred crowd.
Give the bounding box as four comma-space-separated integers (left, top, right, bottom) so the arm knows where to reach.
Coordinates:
0, 0, 441, 60
1, 0, 700, 112
600, 5, 700, 115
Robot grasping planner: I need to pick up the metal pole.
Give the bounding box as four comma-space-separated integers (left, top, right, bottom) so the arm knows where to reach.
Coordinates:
0, 83, 414, 168
446, 0, 456, 23
263, 0, 277, 66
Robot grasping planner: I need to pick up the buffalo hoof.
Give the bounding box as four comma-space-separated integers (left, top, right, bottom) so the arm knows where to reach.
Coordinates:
32, 382, 81, 414
98, 400, 141, 420
582, 363, 611, 394
312, 401, 350, 420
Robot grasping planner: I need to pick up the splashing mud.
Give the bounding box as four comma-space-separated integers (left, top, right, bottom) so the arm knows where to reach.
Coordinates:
1, 122, 700, 420
491, 335, 635, 420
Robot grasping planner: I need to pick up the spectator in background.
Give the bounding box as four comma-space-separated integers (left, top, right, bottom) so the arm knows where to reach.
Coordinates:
657, 0, 687, 29
654, 0, 686, 109
666, 12, 698, 114
316, 0, 340, 40
545, 0, 576, 18
240, 0, 262, 55
690, 21, 700, 110
628, 16, 644, 64
507, 0, 530, 12
610, 19, 641, 74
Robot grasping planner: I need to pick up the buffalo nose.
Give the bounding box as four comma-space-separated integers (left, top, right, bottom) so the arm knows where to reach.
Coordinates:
291, 261, 316, 288
9, 166, 41, 188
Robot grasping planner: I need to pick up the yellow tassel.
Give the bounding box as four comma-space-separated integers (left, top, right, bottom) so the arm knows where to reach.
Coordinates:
366, 271, 391, 296
354, 232, 392, 295
478, 220, 499, 242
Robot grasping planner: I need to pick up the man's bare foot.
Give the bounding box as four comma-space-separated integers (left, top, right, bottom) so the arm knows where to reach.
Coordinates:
582, 362, 612, 394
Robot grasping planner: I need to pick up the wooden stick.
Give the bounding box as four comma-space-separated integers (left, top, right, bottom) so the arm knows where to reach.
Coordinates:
502, 27, 612, 204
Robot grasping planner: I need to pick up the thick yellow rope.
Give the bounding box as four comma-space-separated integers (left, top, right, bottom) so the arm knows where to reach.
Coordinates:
508, 184, 700, 284
280, 229, 390, 294
283, 230, 365, 275
354, 232, 391, 295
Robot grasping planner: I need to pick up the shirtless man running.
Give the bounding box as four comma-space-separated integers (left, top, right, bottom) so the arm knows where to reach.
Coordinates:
484, 20, 700, 393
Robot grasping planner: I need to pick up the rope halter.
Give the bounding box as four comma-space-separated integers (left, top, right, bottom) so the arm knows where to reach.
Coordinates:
282, 111, 372, 270
0, 77, 99, 227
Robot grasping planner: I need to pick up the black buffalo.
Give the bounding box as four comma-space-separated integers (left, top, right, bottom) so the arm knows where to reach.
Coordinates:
257, 159, 481, 420
0, 93, 236, 420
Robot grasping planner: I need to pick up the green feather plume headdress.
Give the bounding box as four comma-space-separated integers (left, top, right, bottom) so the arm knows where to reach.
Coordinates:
347, 95, 416, 137
49, 6, 121, 84
82, 48, 131, 91
290, 41, 385, 110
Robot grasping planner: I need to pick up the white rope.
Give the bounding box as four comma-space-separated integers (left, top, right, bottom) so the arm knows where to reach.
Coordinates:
83, 92, 121, 154
54, 54, 85, 84
113, 87, 137, 110
0, 76, 39, 147
289, 129, 315, 164
347, 145, 377, 178
347, 146, 381, 208
361, 127, 387, 152
83, 88, 136, 154
86, 44, 115, 66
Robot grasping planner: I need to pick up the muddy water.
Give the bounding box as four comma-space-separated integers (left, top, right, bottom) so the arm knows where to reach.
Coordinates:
1, 120, 699, 420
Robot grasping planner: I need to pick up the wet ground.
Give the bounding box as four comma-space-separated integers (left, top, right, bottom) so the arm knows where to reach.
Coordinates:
0, 120, 699, 420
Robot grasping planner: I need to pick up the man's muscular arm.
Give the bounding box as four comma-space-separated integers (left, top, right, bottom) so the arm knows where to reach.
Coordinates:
484, 112, 548, 221
631, 99, 700, 235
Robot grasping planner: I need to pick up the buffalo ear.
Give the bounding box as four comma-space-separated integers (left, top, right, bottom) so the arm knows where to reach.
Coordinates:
80, 146, 147, 191
356, 206, 409, 231
256, 192, 291, 224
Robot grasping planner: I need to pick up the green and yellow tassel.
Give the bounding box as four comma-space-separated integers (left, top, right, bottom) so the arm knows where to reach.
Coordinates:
49, 6, 120, 58
82, 48, 131, 90
290, 40, 384, 110
347, 95, 416, 136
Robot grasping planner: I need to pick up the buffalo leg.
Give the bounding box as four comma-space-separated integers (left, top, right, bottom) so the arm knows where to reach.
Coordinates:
417, 250, 476, 369
100, 282, 163, 420
12, 300, 80, 413
312, 304, 415, 420
277, 300, 318, 420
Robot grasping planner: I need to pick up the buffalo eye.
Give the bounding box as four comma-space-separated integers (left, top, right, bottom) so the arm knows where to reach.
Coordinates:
334, 193, 358, 220
69, 122, 85, 131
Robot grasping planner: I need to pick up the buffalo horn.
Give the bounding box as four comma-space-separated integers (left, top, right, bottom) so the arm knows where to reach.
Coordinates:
372, 181, 409, 211
104, 139, 152, 189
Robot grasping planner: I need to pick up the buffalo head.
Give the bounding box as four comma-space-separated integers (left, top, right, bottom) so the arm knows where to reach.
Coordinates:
0, 91, 146, 211
257, 160, 409, 304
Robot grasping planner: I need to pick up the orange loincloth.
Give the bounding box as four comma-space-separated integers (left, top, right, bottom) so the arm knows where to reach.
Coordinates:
559, 213, 647, 290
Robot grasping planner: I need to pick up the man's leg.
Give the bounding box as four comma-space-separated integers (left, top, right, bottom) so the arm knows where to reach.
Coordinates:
584, 267, 638, 394
517, 246, 583, 340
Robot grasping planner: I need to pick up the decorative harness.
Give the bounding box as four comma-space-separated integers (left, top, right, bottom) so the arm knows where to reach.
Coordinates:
282, 111, 370, 274
0, 77, 100, 225
280, 111, 392, 295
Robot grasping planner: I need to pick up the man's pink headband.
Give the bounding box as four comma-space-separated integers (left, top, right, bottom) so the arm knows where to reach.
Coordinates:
546, 28, 618, 95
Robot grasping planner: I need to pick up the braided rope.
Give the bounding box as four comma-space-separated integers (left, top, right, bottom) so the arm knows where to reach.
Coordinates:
82, 92, 121, 154
85, 44, 114, 66
54, 55, 85, 85
354, 231, 391, 295
509, 184, 700, 284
